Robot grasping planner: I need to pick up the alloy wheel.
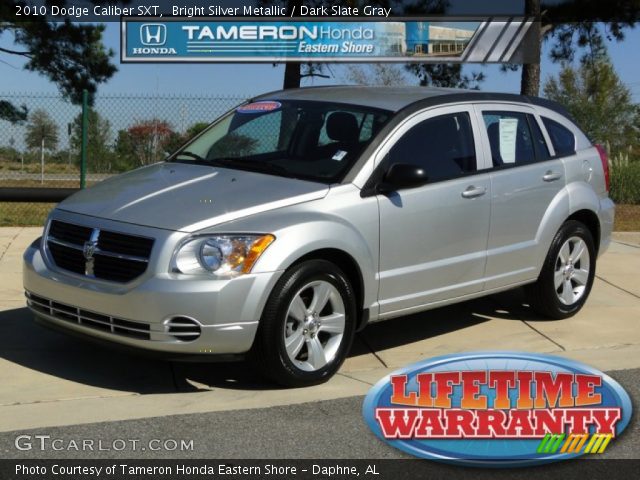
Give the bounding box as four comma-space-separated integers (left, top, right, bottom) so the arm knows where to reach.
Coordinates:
283, 280, 346, 372
554, 236, 591, 306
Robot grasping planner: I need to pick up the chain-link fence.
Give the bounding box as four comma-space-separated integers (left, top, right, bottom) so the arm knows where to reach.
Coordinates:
0, 92, 247, 226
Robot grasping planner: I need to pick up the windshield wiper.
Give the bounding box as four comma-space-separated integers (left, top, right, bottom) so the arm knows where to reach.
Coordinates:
175, 154, 297, 179
233, 158, 295, 178
173, 151, 206, 162
208, 157, 295, 178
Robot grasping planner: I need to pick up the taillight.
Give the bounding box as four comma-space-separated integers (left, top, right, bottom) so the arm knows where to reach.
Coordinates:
595, 144, 610, 192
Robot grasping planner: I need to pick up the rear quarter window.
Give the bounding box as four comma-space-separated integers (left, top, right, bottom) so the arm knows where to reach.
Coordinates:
542, 117, 576, 157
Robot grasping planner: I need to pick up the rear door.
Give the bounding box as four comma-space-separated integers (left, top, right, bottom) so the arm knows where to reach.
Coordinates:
473, 104, 565, 289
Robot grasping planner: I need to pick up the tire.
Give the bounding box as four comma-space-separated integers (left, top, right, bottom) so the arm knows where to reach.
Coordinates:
251, 259, 357, 387
526, 220, 596, 319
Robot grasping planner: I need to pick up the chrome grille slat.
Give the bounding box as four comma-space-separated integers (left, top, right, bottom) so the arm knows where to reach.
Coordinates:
48, 236, 149, 263
166, 316, 201, 342
76, 315, 113, 330
46, 220, 154, 283
26, 298, 52, 310
47, 236, 84, 251
25, 291, 151, 341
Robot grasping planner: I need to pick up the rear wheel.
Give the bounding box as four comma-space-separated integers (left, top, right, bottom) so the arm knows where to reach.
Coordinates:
252, 260, 356, 387
526, 220, 596, 319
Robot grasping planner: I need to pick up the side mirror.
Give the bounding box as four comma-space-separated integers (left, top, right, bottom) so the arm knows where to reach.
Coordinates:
378, 163, 429, 193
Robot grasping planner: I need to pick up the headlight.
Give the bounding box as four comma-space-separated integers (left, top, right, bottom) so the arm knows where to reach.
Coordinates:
172, 234, 275, 276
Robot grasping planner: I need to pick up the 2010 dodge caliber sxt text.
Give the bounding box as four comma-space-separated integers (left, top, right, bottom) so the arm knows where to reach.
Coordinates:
24, 86, 614, 387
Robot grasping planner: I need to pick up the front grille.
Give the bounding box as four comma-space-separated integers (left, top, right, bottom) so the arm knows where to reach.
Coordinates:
46, 220, 154, 283
48, 242, 85, 275
26, 291, 151, 341
49, 220, 93, 244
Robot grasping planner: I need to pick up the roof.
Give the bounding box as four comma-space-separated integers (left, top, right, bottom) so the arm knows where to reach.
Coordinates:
254, 86, 468, 111
253, 85, 569, 117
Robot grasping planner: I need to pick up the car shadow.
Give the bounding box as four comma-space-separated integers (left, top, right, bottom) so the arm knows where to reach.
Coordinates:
358, 288, 557, 355
0, 290, 550, 395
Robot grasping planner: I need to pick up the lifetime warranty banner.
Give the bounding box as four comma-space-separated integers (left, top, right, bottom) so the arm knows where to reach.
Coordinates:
120, 18, 539, 63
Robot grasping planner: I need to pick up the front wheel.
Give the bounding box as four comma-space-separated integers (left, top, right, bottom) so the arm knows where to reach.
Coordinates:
252, 259, 357, 387
526, 220, 596, 319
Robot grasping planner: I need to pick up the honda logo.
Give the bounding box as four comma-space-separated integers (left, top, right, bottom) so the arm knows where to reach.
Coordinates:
140, 23, 166, 46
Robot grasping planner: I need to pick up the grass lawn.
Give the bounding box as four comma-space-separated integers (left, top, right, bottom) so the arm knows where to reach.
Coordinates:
0, 179, 103, 188
0, 203, 55, 227
0, 179, 80, 188
614, 204, 640, 231
1, 201, 639, 230
0, 162, 80, 175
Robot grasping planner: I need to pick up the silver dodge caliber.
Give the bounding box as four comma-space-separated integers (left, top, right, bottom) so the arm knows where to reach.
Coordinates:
24, 87, 614, 386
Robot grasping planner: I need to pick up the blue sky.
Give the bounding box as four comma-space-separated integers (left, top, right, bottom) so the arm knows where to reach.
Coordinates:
1, 22, 639, 101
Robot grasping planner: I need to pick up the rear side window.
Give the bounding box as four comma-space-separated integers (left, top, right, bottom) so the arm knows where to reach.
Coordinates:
542, 117, 576, 157
387, 112, 476, 183
482, 112, 536, 166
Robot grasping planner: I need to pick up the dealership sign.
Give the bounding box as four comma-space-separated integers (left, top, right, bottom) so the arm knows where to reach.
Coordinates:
121, 18, 536, 63
362, 352, 631, 467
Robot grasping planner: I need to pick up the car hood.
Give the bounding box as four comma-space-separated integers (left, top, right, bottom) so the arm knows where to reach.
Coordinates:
57, 163, 329, 232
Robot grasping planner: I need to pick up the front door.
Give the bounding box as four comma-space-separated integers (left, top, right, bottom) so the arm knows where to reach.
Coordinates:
376, 106, 492, 316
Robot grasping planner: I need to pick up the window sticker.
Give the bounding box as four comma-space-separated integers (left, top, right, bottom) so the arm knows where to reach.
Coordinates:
498, 118, 518, 163
236, 101, 281, 114
332, 150, 348, 161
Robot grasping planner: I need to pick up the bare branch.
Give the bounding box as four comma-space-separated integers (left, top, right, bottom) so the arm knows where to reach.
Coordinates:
0, 46, 33, 57
300, 73, 330, 79
541, 23, 555, 36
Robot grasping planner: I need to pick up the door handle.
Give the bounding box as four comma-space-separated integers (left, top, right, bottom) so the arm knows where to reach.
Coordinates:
542, 171, 562, 182
461, 185, 487, 199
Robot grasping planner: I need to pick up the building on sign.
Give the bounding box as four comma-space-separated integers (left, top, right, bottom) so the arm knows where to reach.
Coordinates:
405, 23, 475, 56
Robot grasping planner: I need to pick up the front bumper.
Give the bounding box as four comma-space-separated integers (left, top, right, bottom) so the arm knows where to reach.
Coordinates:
23, 240, 282, 355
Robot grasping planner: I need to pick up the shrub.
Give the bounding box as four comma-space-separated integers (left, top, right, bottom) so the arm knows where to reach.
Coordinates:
610, 161, 640, 204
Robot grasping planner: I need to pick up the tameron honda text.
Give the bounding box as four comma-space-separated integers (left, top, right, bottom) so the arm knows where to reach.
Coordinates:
363, 352, 631, 467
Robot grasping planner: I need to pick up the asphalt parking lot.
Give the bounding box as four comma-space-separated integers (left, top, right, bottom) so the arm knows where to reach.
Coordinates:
1, 228, 639, 436
1, 368, 639, 459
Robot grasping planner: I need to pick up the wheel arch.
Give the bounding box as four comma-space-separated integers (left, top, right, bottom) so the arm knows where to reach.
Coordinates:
535, 183, 602, 274
290, 248, 369, 332
566, 209, 601, 254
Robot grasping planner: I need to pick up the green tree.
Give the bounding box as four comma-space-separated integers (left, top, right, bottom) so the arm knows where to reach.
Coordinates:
70, 109, 114, 173
185, 122, 210, 139
159, 122, 212, 157
124, 119, 177, 166
342, 64, 413, 86
113, 129, 138, 172
0, 1, 118, 121
543, 53, 639, 155
0, 101, 27, 124
512, 0, 640, 96
24, 109, 58, 183
163, 131, 187, 157
406, 64, 485, 89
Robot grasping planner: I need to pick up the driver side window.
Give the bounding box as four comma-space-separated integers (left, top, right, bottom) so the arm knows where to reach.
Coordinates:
387, 112, 477, 183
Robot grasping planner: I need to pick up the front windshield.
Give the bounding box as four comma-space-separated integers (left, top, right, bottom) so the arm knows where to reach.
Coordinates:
170, 100, 391, 183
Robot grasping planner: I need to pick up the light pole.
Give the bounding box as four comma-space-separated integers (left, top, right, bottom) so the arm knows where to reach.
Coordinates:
40, 136, 44, 184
